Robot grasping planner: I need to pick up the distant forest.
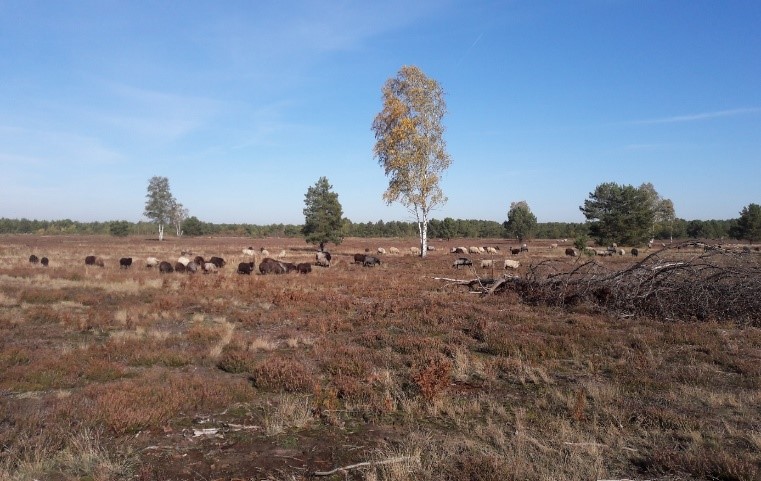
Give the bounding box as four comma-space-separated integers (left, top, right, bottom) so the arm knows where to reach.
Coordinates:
0, 216, 738, 241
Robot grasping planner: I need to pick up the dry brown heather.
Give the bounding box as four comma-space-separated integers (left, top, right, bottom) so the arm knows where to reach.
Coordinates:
0, 235, 759, 481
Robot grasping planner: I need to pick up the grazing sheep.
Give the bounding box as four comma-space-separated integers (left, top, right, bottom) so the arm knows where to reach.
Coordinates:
410, 247, 421, 256
520, 244, 529, 253
452, 258, 473, 269
119, 257, 133, 269
363, 256, 381, 267
427, 245, 436, 251
511, 248, 521, 255
486, 247, 498, 254
451, 247, 468, 254
377, 247, 386, 255
203, 262, 218, 274
316, 251, 331, 267
159, 261, 174, 273
631, 248, 639, 256
565, 248, 577, 257
40, 257, 49, 267
146, 257, 159, 268
209, 256, 226, 268
87, 256, 105, 267
194, 256, 205, 266
242, 247, 256, 256
618, 248, 626, 256
280, 262, 298, 273
186, 261, 199, 274
388, 247, 400, 255
237, 261, 255, 275
259, 258, 286, 275
296, 262, 312, 274
174, 262, 187, 273
607, 246, 617, 255
260, 248, 270, 257
29, 255, 39, 264
468, 246, 480, 254
550, 243, 558, 249
277, 250, 287, 259
478, 247, 486, 254
354, 253, 367, 264
596, 249, 610, 257
177, 256, 190, 267
504, 259, 520, 269
480, 259, 494, 269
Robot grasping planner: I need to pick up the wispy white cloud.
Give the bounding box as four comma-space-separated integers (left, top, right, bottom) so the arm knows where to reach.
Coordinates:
628, 108, 761, 125
94, 82, 222, 142
0, 125, 124, 167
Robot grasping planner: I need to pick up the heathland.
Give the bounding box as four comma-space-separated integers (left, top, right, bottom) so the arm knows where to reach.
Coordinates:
1, 235, 759, 480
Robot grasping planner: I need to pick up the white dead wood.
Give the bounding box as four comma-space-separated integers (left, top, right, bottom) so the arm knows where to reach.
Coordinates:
313, 455, 415, 476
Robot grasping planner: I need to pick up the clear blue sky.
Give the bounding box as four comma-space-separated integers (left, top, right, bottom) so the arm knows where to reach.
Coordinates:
1, 0, 759, 225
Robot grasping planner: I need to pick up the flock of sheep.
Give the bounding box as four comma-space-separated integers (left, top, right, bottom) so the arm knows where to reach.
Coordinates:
26, 240, 660, 278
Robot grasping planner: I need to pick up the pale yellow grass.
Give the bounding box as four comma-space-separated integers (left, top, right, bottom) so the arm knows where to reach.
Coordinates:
209, 317, 235, 358
263, 395, 313, 436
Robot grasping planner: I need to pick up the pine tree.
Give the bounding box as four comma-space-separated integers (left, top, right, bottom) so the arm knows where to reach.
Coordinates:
731, 203, 761, 243
302, 177, 344, 251
504, 201, 538, 242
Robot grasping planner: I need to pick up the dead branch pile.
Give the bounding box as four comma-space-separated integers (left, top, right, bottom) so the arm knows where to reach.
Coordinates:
480, 243, 760, 324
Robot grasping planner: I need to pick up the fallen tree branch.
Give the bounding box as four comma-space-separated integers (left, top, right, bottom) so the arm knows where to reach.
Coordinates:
312, 455, 414, 476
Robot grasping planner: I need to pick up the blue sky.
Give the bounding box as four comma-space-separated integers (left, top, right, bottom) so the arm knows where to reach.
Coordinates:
1, 0, 759, 225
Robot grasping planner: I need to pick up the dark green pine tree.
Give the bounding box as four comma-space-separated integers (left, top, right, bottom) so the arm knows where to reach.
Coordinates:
503, 201, 538, 243
580, 182, 655, 246
302, 177, 344, 251
730, 203, 761, 243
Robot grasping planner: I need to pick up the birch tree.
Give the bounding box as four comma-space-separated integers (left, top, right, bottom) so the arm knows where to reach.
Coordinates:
144, 176, 176, 241
372, 65, 451, 257
169, 199, 189, 237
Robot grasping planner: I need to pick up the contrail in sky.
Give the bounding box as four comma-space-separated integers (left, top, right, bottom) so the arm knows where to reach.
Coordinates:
629, 107, 761, 125
456, 32, 484, 66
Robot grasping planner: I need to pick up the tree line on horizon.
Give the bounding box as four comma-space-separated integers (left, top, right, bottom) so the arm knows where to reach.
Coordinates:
0, 215, 748, 243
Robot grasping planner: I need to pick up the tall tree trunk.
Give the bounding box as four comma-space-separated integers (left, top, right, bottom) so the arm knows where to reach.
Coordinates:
158, 224, 164, 241
420, 211, 428, 258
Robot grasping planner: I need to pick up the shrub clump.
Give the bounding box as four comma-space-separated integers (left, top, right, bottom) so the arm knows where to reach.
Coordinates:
248, 356, 313, 393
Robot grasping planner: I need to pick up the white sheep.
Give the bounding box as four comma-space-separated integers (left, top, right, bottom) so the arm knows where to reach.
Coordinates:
504, 259, 520, 269
377, 247, 386, 255
388, 247, 400, 255
480, 259, 494, 269
146, 257, 159, 268
468, 246, 480, 254
276, 250, 287, 259
260, 248, 270, 257
486, 247, 498, 254
242, 248, 255, 256
177, 256, 190, 267
410, 247, 421, 256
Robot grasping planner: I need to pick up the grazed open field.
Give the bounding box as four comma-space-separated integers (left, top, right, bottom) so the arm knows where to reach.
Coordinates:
1, 235, 759, 480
